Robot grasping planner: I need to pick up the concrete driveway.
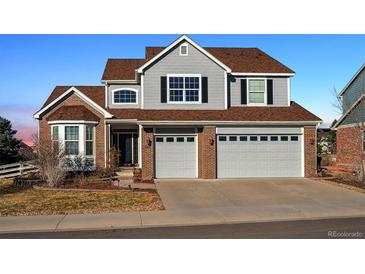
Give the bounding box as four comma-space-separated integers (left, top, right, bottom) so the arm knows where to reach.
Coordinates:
155, 178, 365, 218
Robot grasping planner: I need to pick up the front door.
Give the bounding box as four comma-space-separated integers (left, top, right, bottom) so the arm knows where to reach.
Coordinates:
112, 133, 138, 166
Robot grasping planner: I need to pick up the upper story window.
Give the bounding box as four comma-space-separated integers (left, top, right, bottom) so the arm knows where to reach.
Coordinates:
180, 43, 188, 56
113, 89, 137, 104
168, 75, 201, 103
248, 79, 266, 105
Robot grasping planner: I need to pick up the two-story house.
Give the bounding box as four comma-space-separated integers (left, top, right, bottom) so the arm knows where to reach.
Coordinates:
333, 63, 365, 168
33, 35, 321, 180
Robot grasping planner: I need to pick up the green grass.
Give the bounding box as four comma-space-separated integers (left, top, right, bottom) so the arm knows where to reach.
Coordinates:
0, 179, 163, 216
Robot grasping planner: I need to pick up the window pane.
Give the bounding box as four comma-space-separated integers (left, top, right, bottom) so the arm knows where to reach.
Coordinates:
114, 89, 137, 103
291, 136, 299, 141
270, 136, 278, 141
86, 141, 93, 155
281, 136, 289, 141
180, 45, 188, 55
249, 79, 265, 92
218, 136, 226, 141
250, 136, 258, 141
229, 136, 237, 141
187, 137, 195, 142
156, 137, 164, 142
176, 137, 184, 142
65, 141, 79, 155
169, 89, 183, 102
260, 136, 268, 141
240, 136, 247, 141
52, 126, 58, 141
86, 126, 93, 141
249, 92, 265, 103
166, 137, 174, 142
65, 126, 79, 140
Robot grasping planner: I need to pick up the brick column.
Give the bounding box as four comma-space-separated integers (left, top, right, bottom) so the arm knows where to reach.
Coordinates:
336, 126, 363, 167
198, 126, 217, 179
304, 126, 317, 177
141, 127, 154, 179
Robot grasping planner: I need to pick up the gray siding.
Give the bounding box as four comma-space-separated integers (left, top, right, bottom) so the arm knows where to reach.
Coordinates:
342, 68, 365, 111
143, 41, 226, 109
108, 84, 141, 109
341, 100, 365, 126
230, 76, 289, 106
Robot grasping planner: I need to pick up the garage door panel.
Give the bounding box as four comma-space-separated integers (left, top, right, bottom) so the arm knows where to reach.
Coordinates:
155, 136, 197, 178
217, 134, 302, 178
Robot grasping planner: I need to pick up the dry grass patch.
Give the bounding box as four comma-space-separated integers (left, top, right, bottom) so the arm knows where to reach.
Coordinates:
0, 179, 164, 216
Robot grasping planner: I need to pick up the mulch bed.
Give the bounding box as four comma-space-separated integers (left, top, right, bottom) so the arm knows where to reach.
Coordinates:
35, 182, 157, 193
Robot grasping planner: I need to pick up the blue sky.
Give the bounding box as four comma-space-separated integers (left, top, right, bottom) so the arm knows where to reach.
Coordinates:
0, 34, 364, 143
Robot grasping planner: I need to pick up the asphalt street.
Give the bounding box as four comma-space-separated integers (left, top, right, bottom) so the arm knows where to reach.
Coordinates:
1, 217, 364, 239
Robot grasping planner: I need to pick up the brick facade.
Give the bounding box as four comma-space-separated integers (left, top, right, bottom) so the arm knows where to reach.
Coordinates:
141, 127, 154, 180
336, 126, 363, 168
304, 126, 317, 177
38, 93, 106, 168
198, 126, 217, 179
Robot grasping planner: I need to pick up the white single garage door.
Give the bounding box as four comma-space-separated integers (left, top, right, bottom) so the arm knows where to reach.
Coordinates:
217, 134, 302, 178
155, 136, 197, 178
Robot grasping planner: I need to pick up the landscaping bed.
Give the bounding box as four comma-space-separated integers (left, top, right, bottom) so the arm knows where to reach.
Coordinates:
0, 179, 164, 216
317, 169, 365, 193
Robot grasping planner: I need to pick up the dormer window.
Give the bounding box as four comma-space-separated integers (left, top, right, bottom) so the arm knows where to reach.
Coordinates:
180, 43, 188, 56
113, 89, 138, 104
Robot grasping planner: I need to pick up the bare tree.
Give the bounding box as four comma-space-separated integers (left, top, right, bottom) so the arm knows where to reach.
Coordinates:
32, 134, 67, 187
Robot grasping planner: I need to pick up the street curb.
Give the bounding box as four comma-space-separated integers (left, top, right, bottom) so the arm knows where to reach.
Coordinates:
1, 214, 365, 235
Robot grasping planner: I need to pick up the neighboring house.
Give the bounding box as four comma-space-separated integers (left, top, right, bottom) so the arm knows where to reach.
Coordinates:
333, 63, 365, 168
33, 35, 321, 180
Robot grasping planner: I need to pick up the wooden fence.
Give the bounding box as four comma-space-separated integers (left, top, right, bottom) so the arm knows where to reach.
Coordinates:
0, 162, 39, 179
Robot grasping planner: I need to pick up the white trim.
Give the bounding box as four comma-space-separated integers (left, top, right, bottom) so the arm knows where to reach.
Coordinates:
105, 85, 108, 108
332, 93, 365, 128
247, 78, 267, 106
287, 78, 291, 106
339, 63, 365, 96
138, 120, 321, 126
105, 119, 138, 124
167, 74, 202, 104
138, 124, 142, 168
224, 71, 228, 109
231, 72, 295, 76
301, 127, 305, 177
33, 87, 113, 119
101, 80, 139, 84
141, 74, 144, 109
111, 88, 138, 105
48, 120, 98, 125
137, 35, 231, 73
179, 43, 189, 56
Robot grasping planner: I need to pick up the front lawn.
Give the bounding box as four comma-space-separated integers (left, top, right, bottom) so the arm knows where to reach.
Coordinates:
0, 179, 164, 216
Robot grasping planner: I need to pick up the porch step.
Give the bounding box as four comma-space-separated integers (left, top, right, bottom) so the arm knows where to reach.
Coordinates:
116, 170, 134, 177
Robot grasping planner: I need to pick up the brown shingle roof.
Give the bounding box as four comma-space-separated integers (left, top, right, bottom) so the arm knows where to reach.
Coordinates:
46, 105, 100, 121
101, 59, 145, 81
40, 86, 320, 122
145, 46, 294, 74
108, 102, 320, 122
42, 86, 105, 109
103, 45, 294, 80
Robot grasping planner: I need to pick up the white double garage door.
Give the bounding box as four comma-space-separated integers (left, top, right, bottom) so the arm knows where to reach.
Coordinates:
155, 127, 303, 179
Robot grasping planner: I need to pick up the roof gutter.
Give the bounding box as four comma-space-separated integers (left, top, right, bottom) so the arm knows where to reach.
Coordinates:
231, 72, 295, 77
136, 120, 321, 126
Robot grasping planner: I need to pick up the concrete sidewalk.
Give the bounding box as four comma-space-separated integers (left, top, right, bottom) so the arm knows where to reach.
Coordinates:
1, 204, 365, 234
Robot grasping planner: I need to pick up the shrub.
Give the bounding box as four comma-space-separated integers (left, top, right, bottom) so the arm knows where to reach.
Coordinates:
33, 135, 67, 188
95, 167, 117, 179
